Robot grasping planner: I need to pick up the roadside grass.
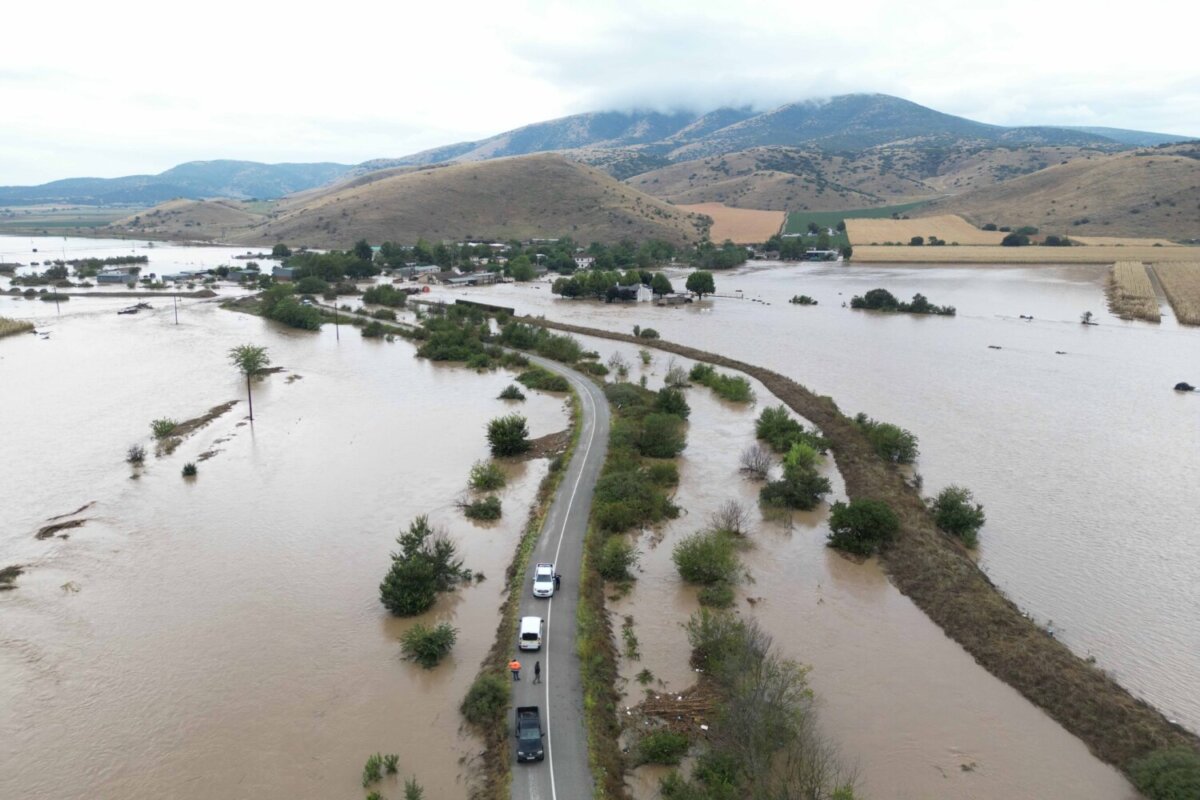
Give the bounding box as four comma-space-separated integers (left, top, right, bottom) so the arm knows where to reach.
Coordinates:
0, 316, 34, 338
522, 315, 1200, 784
462, 392, 582, 800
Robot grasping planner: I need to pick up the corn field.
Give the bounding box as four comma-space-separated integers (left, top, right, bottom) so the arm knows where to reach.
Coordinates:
1107, 262, 1160, 322
1151, 262, 1200, 325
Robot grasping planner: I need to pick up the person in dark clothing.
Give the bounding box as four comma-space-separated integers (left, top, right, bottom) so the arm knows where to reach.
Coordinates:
554, 573, 561, 591
533, 660, 542, 684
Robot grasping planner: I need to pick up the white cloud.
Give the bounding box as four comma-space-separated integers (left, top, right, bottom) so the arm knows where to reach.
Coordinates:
1, 0, 1197, 184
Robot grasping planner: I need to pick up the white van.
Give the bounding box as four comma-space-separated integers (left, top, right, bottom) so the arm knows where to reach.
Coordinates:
519, 616, 544, 651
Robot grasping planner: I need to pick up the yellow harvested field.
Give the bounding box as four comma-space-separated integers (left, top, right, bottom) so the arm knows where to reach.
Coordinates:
1107, 262, 1160, 322
1071, 235, 1181, 247
677, 202, 784, 244
846, 214, 1005, 246
1150, 262, 1200, 325
0, 316, 35, 339
853, 245, 1200, 264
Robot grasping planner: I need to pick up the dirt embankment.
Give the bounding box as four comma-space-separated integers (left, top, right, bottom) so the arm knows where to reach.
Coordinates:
522, 316, 1200, 777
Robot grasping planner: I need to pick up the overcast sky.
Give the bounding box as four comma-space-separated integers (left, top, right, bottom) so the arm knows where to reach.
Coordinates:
3, 0, 1197, 185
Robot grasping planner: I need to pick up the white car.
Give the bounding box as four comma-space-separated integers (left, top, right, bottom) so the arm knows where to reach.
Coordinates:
519, 616, 544, 650
532, 562, 555, 598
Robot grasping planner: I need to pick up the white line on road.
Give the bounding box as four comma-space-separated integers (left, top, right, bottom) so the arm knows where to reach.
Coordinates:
541, 369, 600, 800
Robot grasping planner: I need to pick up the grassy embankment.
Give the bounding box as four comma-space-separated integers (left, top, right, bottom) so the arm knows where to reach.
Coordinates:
1107, 262, 1161, 322
522, 316, 1200, 784
461, 390, 582, 800
0, 316, 35, 338
1151, 262, 1200, 325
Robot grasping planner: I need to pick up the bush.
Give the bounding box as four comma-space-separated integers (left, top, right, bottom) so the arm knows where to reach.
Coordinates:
404, 777, 426, 800
1128, 747, 1200, 800
463, 495, 502, 520
655, 387, 690, 419
854, 413, 919, 463
468, 460, 506, 491
126, 444, 146, 464
931, 485, 985, 547
664, 359, 690, 388
755, 405, 825, 453
637, 413, 687, 458
689, 363, 754, 402
635, 730, 690, 765
379, 516, 472, 616
517, 367, 569, 393
698, 581, 735, 608
363, 753, 383, 787
637, 328, 660, 339
181, 462, 197, 477
645, 460, 679, 487
487, 414, 530, 457
361, 320, 388, 338
383, 753, 399, 774
759, 469, 831, 510
461, 672, 509, 725
400, 622, 458, 668
593, 467, 679, 533
739, 443, 772, 479
673, 530, 739, 586
294, 276, 329, 295
597, 537, 638, 581
150, 418, 178, 439
577, 360, 609, 376
826, 499, 899, 556
372, 308, 397, 321
1001, 232, 1031, 247
362, 283, 408, 307
498, 384, 526, 401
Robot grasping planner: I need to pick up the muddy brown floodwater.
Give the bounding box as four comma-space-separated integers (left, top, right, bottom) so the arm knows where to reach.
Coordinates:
426, 261, 1200, 738
0, 246, 569, 800
563, 334, 1134, 799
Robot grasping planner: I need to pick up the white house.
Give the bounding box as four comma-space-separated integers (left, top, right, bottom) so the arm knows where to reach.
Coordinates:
573, 255, 596, 269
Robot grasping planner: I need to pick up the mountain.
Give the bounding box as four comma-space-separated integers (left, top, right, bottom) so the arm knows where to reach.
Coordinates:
1057, 127, 1194, 147
0, 160, 352, 206
108, 154, 709, 248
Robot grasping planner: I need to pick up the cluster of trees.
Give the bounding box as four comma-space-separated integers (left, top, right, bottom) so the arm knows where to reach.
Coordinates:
284, 247, 379, 282
751, 406, 832, 510
259, 284, 323, 330
550, 270, 683, 300
362, 283, 408, 307
592, 382, 688, 536
369, 236, 678, 274
657, 610, 858, 799
764, 232, 852, 261
690, 240, 748, 270
379, 516, 472, 616
849, 288, 956, 316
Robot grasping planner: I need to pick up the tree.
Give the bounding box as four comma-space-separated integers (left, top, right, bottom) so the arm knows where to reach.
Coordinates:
931, 485, 986, 547
487, 414, 531, 457
1081, 310, 1094, 324
228, 344, 270, 421
840, 245, 853, 261
637, 412, 687, 458
650, 272, 673, 297
379, 516, 471, 616
271, 243, 292, 258
685, 270, 716, 300
353, 239, 374, 262
826, 499, 899, 556
909, 236, 925, 246
509, 254, 535, 282
1001, 233, 1030, 247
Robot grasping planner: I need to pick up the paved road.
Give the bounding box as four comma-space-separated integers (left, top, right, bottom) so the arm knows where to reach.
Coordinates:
509, 353, 610, 800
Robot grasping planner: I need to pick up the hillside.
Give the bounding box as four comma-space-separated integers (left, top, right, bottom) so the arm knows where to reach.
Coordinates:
925, 146, 1200, 241
111, 199, 268, 241
0, 160, 352, 206
132, 154, 709, 248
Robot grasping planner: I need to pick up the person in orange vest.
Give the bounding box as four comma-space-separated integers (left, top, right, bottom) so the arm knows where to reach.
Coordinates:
509, 658, 521, 681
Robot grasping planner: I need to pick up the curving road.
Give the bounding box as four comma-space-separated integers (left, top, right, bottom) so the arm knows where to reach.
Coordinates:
509, 353, 610, 800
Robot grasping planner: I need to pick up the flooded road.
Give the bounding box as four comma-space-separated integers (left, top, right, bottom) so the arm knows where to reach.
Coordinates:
569, 335, 1133, 799
430, 261, 1200, 738
1, 240, 569, 799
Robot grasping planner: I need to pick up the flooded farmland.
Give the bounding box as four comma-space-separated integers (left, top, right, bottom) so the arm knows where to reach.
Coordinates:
566, 334, 1133, 799
1, 237, 569, 799
431, 261, 1200, 738
2, 238, 1194, 799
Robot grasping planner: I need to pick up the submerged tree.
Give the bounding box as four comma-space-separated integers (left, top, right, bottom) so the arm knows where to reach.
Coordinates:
379, 516, 472, 616
228, 344, 270, 421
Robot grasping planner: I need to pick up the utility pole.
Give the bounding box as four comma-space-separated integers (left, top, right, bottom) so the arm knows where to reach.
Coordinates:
334, 302, 340, 341
173, 294, 179, 325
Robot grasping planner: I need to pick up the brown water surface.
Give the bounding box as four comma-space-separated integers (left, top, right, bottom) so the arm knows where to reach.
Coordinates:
1, 239, 567, 799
